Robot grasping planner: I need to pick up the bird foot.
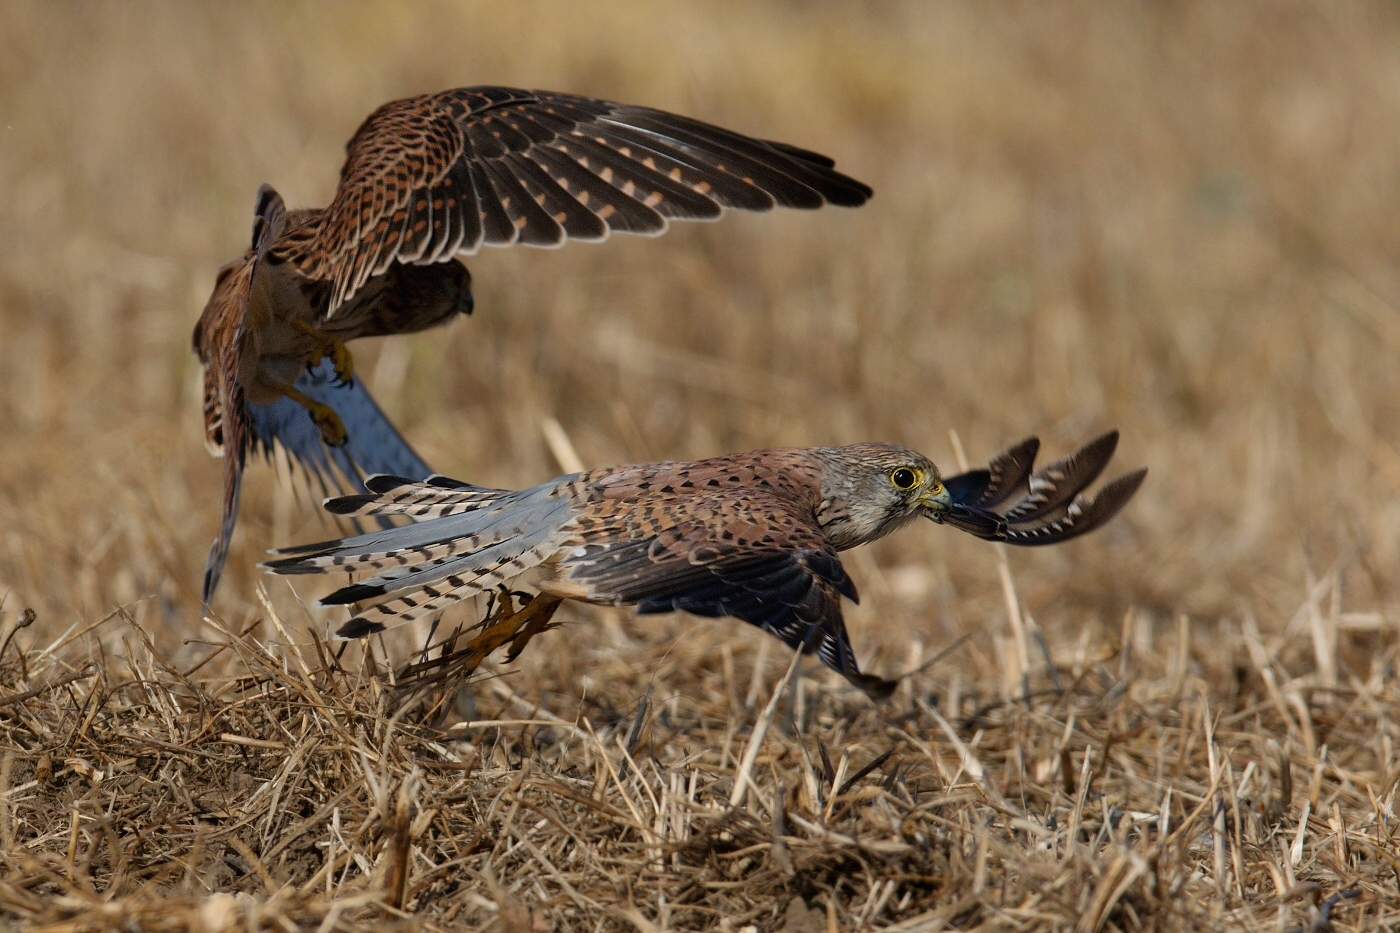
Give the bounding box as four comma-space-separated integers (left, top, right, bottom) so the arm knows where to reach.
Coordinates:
455, 591, 563, 675
280, 384, 348, 446
293, 320, 355, 385
504, 598, 562, 662
310, 403, 348, 446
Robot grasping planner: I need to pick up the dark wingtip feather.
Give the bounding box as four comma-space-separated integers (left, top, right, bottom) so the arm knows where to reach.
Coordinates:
265, 535, 345, 557
324, 494, 377, 515
820, 173, 873, 207
1085, 467, 1147, 526
1005, 466, 1148, 547
998, 436, 1041, 471
364, 474, 417, 494
1004, 432, 1119, 524
337, 617, 387, 639
757, 138, 872, 204
1067, 430, 1120, 480
1075, 430, 1119, 474
847, 671, 899, 701
320, 583, 386, 606
974, 437, 1039, 509
426, 474, 473, 488
760, 139, 837, 169
259, 554, 329, 575
201, 565, 218, 608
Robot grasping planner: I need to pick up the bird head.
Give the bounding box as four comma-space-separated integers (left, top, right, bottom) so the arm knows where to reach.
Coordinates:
815, 443, 954, 550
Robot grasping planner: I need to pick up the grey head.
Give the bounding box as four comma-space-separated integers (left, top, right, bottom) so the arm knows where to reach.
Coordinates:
812, 443, 953, 551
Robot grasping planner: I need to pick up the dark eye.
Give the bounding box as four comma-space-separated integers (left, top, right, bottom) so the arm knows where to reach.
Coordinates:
891, 468, 918, 489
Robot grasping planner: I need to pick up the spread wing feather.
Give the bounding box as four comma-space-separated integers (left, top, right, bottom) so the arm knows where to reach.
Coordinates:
558, 486, 890, 696
275, 87, 872, 312
246, 358, 432, 496
939, 432, 1146, 546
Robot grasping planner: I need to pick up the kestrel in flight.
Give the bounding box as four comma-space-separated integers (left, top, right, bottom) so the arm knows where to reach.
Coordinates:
194, 86, 873, 603
266, 432, 1146, 699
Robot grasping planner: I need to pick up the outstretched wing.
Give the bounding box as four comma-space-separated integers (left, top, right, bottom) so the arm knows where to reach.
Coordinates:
247, 358, 432, 500
272, 86, 873, 313
560, 482, 894, 699
938, 431, 1146, 545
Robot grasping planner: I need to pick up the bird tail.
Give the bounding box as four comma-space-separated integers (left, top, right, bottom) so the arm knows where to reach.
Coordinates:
196, 185, 289, 606
196, 259, 257, 606
202, 436, 245, 606
320, 474, 512, 520
264, 480, 569, 638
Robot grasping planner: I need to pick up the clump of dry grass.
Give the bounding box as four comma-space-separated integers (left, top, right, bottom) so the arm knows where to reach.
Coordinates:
0, 587, 1394, 932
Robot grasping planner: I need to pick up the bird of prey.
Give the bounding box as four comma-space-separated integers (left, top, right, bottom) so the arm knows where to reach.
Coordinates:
193, 86, 873, 604
265, 432, 1146, 699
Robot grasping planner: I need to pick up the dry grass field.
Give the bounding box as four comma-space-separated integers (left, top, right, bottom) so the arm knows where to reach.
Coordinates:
1, 2, 1398, 930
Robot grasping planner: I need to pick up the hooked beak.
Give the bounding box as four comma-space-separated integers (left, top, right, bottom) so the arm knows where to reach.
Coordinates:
921, 483, 1009, 540
926, 500, 1009, 540
918, 485, 954, 516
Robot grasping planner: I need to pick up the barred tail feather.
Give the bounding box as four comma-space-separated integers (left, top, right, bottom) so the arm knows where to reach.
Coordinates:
323, 473, 510, 519
202, 441, 245, 605
332, 538, 560, 638
265, 533, 494, 576
320, 520, 559, 598
265, 486, 546, 568
265, 482, 570, 638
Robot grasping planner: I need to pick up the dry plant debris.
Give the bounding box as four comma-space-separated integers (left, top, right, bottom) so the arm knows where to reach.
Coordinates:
0, 597, 1394, 933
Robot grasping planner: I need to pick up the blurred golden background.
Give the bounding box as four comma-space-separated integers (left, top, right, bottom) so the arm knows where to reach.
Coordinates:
2, 1, 1398, 679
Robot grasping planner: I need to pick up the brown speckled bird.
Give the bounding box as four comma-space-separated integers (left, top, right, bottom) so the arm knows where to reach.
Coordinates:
265, 432, 1145, 699
194, 86, 873, 603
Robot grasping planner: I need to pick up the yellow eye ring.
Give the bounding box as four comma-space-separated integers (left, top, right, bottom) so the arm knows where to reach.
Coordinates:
891, 467, 922, 490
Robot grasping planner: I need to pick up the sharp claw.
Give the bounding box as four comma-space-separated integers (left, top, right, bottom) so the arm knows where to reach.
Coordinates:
278, 377, 350, 447
293, 319, 355, 386
312, 407, 348, 447
329, 339, 356, 386
329, 358, 353, 387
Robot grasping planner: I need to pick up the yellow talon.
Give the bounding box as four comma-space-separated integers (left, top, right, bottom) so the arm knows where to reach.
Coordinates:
281, 384, 348, 446
293, 320, 355, 385
329, 338, 355, 384
456, 590, 563, 671
310, 403, 348, 447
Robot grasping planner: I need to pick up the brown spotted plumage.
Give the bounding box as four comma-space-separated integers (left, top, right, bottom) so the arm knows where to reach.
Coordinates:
194, 86, 872, 603
266, 434, 1145, 699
